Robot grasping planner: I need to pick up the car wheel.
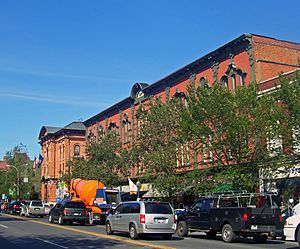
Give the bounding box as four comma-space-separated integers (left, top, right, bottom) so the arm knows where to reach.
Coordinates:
129, 224, 139, 240
206, 230, 217, 239
176, 221, 188, 237
80, 221, 85, 226
297, 228, 300, 246
49, 214, 54, 223
58, 215, 64, 225
222, 224, 237, 243
253, 234, 268, 243
40, 215, 44, 218
106, 221, 113, 235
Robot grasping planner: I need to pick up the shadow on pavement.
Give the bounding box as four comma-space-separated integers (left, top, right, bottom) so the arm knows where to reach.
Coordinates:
188, 233, 286, 245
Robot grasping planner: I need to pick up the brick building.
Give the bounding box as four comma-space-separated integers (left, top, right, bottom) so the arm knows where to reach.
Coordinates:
39, 34, 300, 201
84, 34, 300, 178
38, 121, 86, 203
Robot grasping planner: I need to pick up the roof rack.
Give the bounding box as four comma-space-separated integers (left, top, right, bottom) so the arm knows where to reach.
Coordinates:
197, 190, 279, 208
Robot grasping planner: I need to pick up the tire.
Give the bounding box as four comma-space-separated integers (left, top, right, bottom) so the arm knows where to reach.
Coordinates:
80, 220, 85, 226
129, 224, 139, 240
58, 215, 64, 225
297, 228, 300, 246
253, 234, 268, 243
222, 224, 237, 243
49, 214, 54, 223
40, 215, 44, 218
206, 230, 217, 239
162, 234, 172, 240
176, 221, 188, 237
106, 221, 113, 235
69, 221, 73, 225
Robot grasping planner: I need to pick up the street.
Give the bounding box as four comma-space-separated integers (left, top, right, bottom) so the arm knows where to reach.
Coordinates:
0, 213, 299, 249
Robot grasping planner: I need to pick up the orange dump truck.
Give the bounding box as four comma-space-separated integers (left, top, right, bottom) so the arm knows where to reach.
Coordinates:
69, 178, 121, 224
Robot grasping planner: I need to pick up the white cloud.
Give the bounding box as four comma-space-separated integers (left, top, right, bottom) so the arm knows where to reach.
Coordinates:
0, 92, 108, 108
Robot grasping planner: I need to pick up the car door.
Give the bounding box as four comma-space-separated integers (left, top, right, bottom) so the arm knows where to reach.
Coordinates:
52, 204, 62, 220
110, 204, 123, 231
119, 203, 131, 232
187, 200, 203, 229
199, 199, 213, 229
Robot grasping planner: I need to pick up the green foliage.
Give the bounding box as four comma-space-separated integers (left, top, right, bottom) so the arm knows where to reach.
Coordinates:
71, 130, 132, 186
0, 145, 39, 200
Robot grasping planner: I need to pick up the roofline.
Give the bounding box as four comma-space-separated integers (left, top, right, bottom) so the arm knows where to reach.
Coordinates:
250, 33, 300, 46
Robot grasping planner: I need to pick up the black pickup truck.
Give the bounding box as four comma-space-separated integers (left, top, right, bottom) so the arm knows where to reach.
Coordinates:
176, 193, 284, 243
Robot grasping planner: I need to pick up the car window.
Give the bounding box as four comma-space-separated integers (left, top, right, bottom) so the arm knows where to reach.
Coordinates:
192, 201, 203, 210
121, 203, 132, 214
130, 203, 140, 214
31, 201, 43, 207
65, 202, 85, 208
145, 202, 173, 214
114, 204, 123, 215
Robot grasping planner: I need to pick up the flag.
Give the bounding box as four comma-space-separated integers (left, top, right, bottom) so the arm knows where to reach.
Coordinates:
128, 178, 138, 193
49, 179, 54, 189
37, 153, 44, 168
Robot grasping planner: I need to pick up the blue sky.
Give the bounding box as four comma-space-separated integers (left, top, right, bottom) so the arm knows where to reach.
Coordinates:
0, 0, 299, 160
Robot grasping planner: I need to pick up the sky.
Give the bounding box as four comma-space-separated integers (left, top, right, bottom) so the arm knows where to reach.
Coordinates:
0, 0, 299, 160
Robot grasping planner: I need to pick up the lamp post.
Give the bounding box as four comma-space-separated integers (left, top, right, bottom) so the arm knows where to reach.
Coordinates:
8, 165, 20, 199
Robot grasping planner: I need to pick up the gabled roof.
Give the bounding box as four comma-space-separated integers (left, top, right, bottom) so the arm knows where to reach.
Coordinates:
38, 126, 61, 140
63, 121, 86, 131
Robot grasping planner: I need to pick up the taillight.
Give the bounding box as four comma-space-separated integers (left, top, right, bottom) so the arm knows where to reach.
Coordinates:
140, 214, 145, 224
13, 205, 17, 209
279, 215, 283, 222
63, 209, 68, 215
174, 215, 177, 223
243, 213, 248, 221
85, 210, 89, 215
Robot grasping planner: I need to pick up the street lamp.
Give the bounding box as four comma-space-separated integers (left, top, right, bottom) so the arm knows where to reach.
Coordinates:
8, 165, 20, 199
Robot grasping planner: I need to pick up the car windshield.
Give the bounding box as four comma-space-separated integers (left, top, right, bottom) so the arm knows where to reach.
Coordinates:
31, 201, 43, 207
65, 202, 85, 208
145, 202, 173, 214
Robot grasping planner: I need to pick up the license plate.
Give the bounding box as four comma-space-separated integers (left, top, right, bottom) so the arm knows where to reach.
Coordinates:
155, 219, 165, 223
251, 225, 258, 230
34, 208, 40, 210
74, 213, 80, 216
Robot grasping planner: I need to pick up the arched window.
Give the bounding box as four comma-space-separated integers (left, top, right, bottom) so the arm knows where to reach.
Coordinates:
74, 145, 80, 157
220, 76, 228, 88
231, 74, 236, 91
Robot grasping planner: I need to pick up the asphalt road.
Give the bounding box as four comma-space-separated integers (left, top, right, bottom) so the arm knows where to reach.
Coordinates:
0, 213, 299, 249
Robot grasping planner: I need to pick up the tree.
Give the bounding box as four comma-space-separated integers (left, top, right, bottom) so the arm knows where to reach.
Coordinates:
70, 129, 130, 186
179, 80, 289, 192
135, 96, 184, 198
1, 145, 37, 200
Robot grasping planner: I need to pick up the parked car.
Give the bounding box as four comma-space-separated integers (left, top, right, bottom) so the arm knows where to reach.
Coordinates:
44, 203, 54, 215
176, 192, 283, 243
48, 200, 89, 225
106, 201, 176, 240
20, 200, 45, 217
7, 200, 27, 215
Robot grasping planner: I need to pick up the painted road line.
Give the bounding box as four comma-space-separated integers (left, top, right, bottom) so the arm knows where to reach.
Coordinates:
0, 224, 8, 228
36, 238, 68, 249
3, 214, 175, 249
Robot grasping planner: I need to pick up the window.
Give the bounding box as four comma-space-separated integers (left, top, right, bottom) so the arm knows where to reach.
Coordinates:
74, 145, 80, 157
130, 203, 140, 213
221, 76, 228, 88
114, 204, 123, 215
121, 203, 131, 214
231, 74, 236, 91
145, 203, 173, 214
